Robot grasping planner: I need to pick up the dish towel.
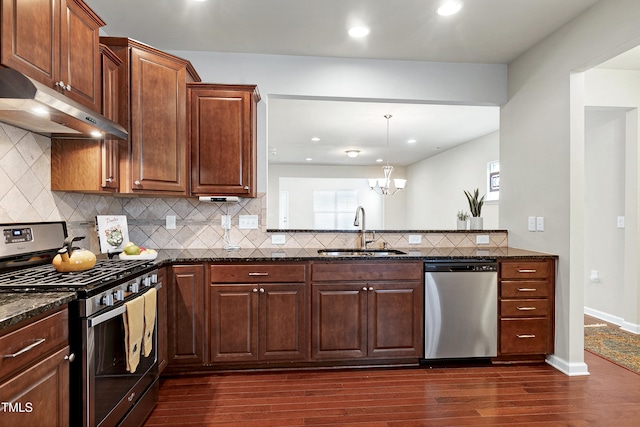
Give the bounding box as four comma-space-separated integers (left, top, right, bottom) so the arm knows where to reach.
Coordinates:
142, 287, 157, 357
123, 294, 145, 373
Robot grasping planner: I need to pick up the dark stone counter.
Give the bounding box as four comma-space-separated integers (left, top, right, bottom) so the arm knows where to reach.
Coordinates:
0, 292, 76, 331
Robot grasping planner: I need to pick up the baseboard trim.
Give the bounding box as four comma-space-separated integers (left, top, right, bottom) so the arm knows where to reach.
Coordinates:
584, 306, 640, 334
546, 354, 590, 376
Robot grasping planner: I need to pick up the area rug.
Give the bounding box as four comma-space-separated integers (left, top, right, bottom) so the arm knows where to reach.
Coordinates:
584, 323, 640, 374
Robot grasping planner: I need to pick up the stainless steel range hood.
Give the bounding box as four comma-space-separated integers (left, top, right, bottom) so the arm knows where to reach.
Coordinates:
0, 68, 127, 139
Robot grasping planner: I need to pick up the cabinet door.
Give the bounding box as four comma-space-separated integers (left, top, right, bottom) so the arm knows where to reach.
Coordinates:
0, 346, 70, 427
59, 0, 101, 111
167, 265, 204, 366
129, 47, 187, 193
260, 284, 307, 361
367, 281, 423, 358
189, 85, 258, 196
100, 44, 121, 190
311, 284, 367, 360
1, 0, 58, 89
209, 285, 259, 363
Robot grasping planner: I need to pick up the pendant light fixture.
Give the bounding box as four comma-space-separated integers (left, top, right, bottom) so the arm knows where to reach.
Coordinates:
368, 114, 407, 195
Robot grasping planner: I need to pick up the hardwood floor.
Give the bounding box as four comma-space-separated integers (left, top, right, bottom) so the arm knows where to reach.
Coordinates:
144, 353, 640, 426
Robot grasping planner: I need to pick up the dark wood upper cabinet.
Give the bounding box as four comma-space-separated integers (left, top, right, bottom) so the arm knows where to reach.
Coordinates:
189, 84, 260, 197
1, 0, 103, 111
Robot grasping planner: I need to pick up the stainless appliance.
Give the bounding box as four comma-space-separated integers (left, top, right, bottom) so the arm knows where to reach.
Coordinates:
423, 259, 498, 360
0, 221, 160, 426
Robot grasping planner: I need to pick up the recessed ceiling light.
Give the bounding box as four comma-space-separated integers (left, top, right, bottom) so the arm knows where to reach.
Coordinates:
437, 1, 463, 16
407, 139, 417, 144
346, 150, 360, 158
376, 158, 383, 163
310, 137, 320, 142
306, 157, 313, 161
348, 26, 370, 38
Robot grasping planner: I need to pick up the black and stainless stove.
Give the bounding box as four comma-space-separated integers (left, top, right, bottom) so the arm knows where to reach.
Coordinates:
0, 221, 161, 427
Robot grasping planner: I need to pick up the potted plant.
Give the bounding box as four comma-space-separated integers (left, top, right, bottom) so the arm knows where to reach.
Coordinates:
464, 188, 485, 230
456, 211, 469, 230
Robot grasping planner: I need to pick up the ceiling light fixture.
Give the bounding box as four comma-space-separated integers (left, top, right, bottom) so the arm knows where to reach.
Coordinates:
368, 115, 407, 196
437, 1, 463, 16
348, 26, 370, 38
346, 150, 360, 158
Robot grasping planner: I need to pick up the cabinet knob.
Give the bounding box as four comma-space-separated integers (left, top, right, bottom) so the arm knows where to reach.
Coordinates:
134, 180, 141, 186
259, 288, 265, 293
362, 287, 367, 291
252, 288, 258, 293
105, 177, 113, 183
65, 353, 76, 362
368, 287, 374, 291
244, 186, 249, 190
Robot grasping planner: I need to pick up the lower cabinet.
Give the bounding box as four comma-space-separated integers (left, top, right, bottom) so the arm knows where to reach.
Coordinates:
498, 258, 555, 358
311, 261, 424, 361
167, 264, 205, 367
208, 263, 308, 364
156, 267, 168, 373
0, 308, 72, 426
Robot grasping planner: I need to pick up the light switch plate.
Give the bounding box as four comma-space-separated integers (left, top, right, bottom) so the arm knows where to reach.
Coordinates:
239, 215, 259, 229
536, 217, 545, 232
166, 215, 176, 230
408, 234, 422, 245
527, 216, 536, 232
271, 234, 286, 245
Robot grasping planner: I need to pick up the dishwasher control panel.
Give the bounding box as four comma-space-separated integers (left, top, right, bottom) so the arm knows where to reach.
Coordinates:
424, 259, 497, 272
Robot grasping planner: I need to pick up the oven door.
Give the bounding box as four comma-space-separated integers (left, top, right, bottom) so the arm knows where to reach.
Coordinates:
78, 286, 159, 427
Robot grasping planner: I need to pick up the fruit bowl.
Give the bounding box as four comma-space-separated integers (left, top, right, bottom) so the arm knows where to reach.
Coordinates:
118, 251, 158, 260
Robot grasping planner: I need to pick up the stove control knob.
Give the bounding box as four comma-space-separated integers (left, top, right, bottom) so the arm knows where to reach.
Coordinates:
113, 290, 124, 301
129, 282, 139, 293
101, 294, 114, 306
143, 276, 152, 287
151, 273, 158, 284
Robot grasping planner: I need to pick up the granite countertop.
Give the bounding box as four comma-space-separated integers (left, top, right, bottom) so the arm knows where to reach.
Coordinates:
0, 292, 76, 331
154, 246, 557, 264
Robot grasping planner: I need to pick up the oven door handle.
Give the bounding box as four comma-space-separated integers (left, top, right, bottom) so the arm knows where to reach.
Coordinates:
88, 283, 162, 328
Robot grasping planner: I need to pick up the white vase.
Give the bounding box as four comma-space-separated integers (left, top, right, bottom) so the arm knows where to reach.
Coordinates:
469, 217, 483, 230
457, 219, 467, 230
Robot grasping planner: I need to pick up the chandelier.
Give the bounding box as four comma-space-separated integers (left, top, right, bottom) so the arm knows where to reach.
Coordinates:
368, 114, 407, 195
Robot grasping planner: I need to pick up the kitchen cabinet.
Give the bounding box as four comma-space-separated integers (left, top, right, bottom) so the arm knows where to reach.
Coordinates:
208, 263, 308, 363
157, 266, 168, 374
1, 0, 103, 111
100, 37, 200, 195
0, 307, 72, 426
311, 261, 423, 361
498, 258, 555, 358
188, 84, 260, 197
50, 43, 122, 193
167, 264, 205, 367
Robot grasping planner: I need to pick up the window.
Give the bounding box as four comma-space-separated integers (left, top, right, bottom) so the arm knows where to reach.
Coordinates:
313, 190, 359, 229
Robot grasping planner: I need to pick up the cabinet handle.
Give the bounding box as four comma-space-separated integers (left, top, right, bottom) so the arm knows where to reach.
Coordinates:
516, 334, 536, 339
105, 177, 113, 183
65, 353, 75, 362
244, 186, 249, 190
362, 287, 367, 291
368, 287, 374, 291
252, 288, 258, 293
517, 307, 537, 311
55, 81, 71, 91
134, 180, 141, 186
259, 288, 265, 293
248, 272, 269, 276
3, 338, 45, 358
517, 288, 537, 292
517, 269, 537, 273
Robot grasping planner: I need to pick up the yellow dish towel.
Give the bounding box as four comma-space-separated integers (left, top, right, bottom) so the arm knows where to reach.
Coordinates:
142, 287, 157, 357
123, 294, 145, 373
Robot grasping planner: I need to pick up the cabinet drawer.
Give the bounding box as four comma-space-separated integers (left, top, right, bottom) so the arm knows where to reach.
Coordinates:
312, 261, 422, 282
501, 299, 550, 317
500, 260, 552, 279
210, 264, 306, 283
0, 309, 68, 381
501, 281, 552, 298
500, 318, 551, 354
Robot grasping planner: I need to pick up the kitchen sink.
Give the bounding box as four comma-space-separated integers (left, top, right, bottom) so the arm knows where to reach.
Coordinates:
317, 248, 406, 257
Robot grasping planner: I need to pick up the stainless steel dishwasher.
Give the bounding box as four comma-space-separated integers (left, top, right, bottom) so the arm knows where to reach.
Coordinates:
423, 259, 498, 360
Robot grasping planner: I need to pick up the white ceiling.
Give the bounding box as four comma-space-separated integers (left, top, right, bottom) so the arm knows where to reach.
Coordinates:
85, 0, 611, 167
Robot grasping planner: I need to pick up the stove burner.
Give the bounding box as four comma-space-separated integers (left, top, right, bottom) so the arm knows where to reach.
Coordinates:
0, 259, 154, 294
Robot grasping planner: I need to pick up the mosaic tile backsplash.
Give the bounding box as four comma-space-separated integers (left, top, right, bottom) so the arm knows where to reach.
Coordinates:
0, 123, 507, 254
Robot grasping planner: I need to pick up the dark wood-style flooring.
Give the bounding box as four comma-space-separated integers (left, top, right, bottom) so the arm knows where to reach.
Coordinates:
144, 351, 640, 426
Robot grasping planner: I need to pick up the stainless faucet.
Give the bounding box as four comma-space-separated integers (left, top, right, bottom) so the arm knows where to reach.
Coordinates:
353, 206, 370, 249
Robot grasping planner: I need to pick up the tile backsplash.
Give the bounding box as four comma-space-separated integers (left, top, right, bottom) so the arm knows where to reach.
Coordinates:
0, 123, 507, 254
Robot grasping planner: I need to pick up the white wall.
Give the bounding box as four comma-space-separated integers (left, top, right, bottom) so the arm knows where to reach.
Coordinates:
406, 131, 499, 229
500, 0, 640, 374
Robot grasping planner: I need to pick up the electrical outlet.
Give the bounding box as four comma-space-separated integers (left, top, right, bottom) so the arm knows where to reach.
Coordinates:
221, 215, 231, 230
166, 215, 176, 230
239, 215, 259, 229
536, 217, 545, 232
617, 216, 625, 228
528, 216, 536, 232
271, 234, 286, 245
408, 234, 422, 245
476, 235, 490, 245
